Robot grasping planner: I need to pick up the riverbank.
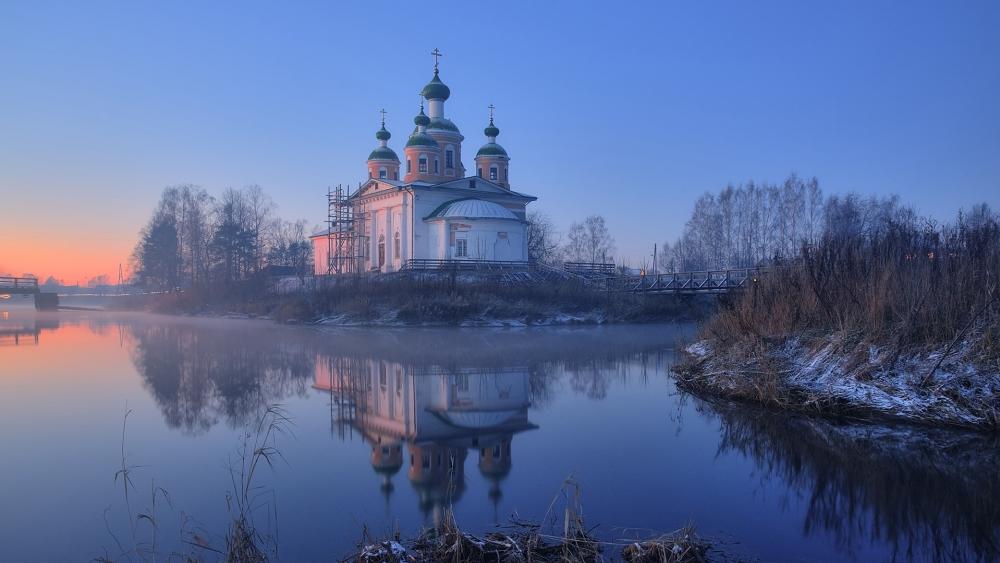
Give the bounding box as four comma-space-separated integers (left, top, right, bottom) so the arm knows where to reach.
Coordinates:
118, 275, 717, 326
677, 330, 1000, 429
675, 208, 1000, 431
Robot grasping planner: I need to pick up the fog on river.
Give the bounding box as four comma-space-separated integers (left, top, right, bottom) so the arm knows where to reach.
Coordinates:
1, 299, 998, 562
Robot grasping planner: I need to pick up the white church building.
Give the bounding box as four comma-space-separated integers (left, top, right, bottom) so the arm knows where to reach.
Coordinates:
311, 52, 536, 275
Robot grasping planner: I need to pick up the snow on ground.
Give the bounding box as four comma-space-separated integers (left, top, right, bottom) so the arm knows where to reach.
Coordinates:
684, 338, 1000, 428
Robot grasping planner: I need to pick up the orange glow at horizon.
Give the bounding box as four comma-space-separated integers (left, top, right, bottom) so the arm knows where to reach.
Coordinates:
0, 229, 134, 285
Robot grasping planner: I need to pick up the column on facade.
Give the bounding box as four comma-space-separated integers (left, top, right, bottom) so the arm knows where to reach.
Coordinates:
438, 220, 449, 260
400, 194, 409, 264
369, 210, 378, 271
385, 209, 394, 271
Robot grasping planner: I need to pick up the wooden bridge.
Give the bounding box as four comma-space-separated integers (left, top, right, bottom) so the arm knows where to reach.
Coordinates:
390, 260, 761, 294
0, 277, 59, 309
608, 268, 764, 294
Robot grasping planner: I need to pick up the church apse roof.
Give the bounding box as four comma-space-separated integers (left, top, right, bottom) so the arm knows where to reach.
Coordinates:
424, 198, 522, 221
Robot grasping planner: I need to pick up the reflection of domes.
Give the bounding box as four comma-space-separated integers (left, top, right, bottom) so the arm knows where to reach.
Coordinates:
421, 70, 451, 101
371, 443, 403, 475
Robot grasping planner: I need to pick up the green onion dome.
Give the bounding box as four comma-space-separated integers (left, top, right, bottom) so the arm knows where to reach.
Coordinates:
375, 125, 391, 141
413, 109, 430, 127
405, 133, 439, 148
484, 119, 500, 138
412, 117, 461, 135
420, 69, 451, 101
368, 146, 399, 161
427, 116, 460, 132
476, 143, 508, 157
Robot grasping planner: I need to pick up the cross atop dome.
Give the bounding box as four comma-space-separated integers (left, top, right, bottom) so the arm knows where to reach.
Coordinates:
431, 48, 442, 71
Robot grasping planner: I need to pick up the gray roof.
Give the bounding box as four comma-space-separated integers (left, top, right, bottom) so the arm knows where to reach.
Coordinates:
425, 198, 521, 221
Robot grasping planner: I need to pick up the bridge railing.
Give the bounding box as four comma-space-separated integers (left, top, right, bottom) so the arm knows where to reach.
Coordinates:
0, 277, 39, 293
563, 262, 617, 276
609, 268, 766, 293
399, 259, 531, 272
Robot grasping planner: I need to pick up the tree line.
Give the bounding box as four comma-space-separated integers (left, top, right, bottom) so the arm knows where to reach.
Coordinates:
133, 184, 311, 290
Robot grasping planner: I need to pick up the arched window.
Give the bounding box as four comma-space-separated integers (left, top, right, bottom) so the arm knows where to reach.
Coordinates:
434, 158, 439, 174
378, 235, 385, 267
418, 156, 428, 173
445, 147, 454, 170
406, 159, 412, 173
393, 232, 401, 259
378, 167, 387, 179
502, 166, 508, 182
477, 167, 483, 178
489, 166, 498, 181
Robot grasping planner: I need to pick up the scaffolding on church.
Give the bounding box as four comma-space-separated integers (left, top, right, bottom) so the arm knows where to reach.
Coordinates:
326, 183, 367, 275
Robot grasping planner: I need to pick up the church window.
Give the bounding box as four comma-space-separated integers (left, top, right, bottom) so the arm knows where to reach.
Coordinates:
368, 171, 373, 178
455, 238, 468, 258
477, 167, 483, 178
418, 157, 427, 173
493, 444, 502, 458
445, 149, 454, 169
490, 166, 498, 181
422, 456, 430, 469
378, 167, 387, 179
393, 171, 399, 180
502, 167, 507, 181
393, 232, 400, 259
407, 159, 412, 173
378, 235, 386, 267
434, 158, 439, 173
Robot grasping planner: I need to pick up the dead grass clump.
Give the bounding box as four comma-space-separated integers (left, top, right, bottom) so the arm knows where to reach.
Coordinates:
622, 526, 708, 563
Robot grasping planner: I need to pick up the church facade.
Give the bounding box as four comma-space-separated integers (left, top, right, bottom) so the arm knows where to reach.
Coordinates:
311, 54, 536, 275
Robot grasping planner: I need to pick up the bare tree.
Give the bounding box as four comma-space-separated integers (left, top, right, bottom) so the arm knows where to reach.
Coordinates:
564, 215, 616, 264
666, 175, 824, 270
526, 210, 561, 264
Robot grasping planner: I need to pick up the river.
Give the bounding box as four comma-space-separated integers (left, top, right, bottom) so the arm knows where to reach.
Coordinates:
1, 298, 997, 562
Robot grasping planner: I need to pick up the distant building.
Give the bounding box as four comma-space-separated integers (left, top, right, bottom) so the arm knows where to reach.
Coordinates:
311, 51, 536, 275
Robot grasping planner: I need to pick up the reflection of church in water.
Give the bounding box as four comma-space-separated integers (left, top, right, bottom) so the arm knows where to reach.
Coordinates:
314, 357, 537, 520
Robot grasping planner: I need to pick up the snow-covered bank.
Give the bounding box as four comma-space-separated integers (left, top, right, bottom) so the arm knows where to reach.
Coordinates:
677, 333, 1000, 429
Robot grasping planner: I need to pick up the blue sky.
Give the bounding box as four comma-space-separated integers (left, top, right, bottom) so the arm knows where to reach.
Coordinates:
2, 1, 998, 280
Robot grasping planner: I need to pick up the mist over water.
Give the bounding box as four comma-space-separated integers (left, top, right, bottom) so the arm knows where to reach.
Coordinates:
1, 302, 997, 562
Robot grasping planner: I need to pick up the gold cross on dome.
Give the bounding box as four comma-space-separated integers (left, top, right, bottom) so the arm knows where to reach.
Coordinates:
431, 48, 443, 70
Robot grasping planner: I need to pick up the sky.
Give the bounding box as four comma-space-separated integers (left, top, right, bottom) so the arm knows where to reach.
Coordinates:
1, 1, 998, 283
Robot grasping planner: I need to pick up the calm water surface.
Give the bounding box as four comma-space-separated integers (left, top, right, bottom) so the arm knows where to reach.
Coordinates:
1, 298, 997, 562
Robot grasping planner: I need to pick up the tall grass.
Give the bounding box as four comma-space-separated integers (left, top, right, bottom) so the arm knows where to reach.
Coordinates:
708, 206, 1000, 363
679, 204, 1000, 427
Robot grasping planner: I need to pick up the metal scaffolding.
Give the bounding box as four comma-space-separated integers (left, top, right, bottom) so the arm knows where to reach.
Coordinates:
326, 183, 367, 275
